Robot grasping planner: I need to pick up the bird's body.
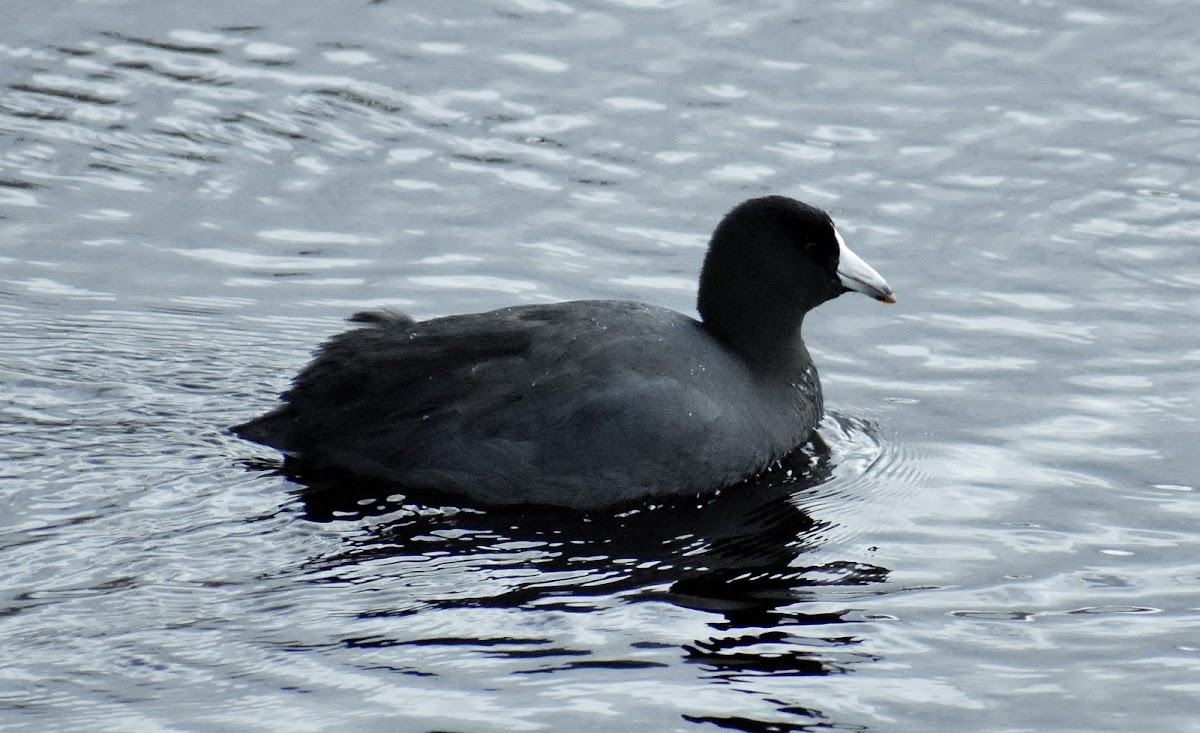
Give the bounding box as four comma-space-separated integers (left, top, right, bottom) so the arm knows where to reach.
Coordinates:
233, 196, 894, 510
237, 301, 821, 507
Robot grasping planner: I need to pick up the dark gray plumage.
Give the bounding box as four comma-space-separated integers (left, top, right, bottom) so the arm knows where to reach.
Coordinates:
233, 196, 894, 509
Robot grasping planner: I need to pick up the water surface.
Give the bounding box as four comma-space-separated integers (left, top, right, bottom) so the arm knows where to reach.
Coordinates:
2, 1, 1198, 731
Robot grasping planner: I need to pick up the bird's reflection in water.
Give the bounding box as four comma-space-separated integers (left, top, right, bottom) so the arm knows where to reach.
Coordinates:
254, 429, 889, 730
273, 428, 889, 611
284, 433, 835, 580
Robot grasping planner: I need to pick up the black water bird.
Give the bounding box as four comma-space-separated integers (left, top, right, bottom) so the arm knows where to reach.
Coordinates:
232, 196, 894, 509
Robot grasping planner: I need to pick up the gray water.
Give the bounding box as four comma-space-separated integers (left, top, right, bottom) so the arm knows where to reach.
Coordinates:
2, 1, 1198, 731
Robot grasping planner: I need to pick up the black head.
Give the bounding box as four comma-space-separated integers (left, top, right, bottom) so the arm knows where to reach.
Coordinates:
697, 196, 893, 360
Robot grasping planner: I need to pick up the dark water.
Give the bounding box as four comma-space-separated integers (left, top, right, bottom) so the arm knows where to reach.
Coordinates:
3, 1, 1198, 731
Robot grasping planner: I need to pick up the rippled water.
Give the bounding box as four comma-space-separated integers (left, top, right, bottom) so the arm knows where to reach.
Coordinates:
3, 1, 1198, 731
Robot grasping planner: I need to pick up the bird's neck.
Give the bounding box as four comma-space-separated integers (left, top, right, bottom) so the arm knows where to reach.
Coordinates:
699, 304, 810, 374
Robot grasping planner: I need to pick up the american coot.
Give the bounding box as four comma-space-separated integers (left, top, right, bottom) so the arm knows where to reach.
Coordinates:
233, 196, 894, 510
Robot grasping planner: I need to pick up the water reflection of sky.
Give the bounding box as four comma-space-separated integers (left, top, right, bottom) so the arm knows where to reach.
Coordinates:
1, 1, 1198, 731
